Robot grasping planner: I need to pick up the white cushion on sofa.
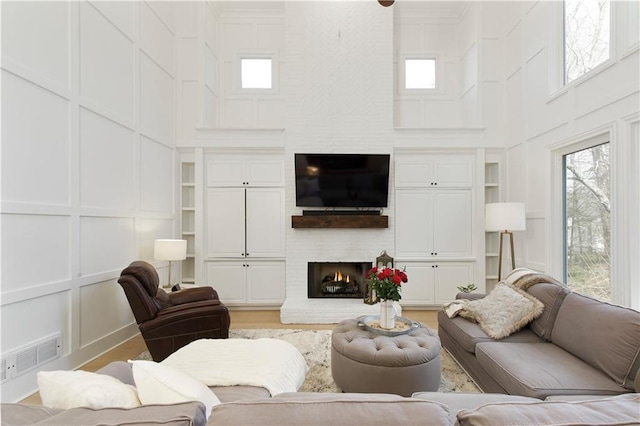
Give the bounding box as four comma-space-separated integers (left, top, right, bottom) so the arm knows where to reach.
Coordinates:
37, 370, 141, 410
129, 360, 220, 418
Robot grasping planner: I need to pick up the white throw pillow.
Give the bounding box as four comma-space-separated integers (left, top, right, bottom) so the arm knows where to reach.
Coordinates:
37, 370, 141, 409
129, 359, 220, 418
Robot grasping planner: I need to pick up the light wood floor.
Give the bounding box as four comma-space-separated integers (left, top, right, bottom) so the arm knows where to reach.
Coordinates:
20, 309, 438, 405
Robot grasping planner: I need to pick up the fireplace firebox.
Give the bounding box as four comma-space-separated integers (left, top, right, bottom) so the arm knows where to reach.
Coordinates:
307, 262, 372, 298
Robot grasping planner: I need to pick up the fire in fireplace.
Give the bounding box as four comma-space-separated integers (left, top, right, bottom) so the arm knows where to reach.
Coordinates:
308, 262, 372, 298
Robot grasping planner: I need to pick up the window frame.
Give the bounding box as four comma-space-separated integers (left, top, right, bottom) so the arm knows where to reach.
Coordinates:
549, 0, 616, 95
549, 129, 615, 294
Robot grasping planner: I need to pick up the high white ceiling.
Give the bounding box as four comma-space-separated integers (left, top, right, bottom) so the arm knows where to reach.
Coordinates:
211, 0, 470, 20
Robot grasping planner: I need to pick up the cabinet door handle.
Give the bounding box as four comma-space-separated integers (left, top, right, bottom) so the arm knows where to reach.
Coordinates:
246, 252, 249, 256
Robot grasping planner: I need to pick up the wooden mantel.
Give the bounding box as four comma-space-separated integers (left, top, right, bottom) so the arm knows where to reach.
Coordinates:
291, 215, 388, 229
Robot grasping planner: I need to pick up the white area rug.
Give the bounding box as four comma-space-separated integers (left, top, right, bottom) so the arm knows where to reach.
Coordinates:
137, 328, 480, 394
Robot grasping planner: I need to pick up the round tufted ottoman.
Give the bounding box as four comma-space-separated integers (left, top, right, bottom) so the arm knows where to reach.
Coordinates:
331, 318, 441, 396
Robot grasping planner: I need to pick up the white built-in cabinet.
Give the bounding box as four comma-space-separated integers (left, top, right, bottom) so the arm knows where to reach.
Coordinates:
394, 152, 476, 306
206, 261, 285, 305
395, 189, 472, 258
395, 154, 474, 188
204, 152, 286, 306
205, 187, 285, 258
395, 261, 475, 305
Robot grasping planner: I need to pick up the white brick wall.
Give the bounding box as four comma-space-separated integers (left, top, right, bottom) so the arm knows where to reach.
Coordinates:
282, 2, 395, 318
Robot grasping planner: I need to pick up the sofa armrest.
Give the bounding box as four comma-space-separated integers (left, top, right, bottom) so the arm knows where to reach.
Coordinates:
455, 292, 486, 301
0, 403, 63, 425
0, 402, 206, 426
148, 302, 228, 329
168, 287, 219, 305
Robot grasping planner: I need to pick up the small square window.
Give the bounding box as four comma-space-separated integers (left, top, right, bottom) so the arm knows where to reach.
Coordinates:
405, 59, 436, 89
241, 58, 272, 89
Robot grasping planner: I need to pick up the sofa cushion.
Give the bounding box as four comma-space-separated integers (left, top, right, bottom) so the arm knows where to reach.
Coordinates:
210, 385, 271, 403
412, 392, 539, 424
451, 283, 544, 339
525, 282, 569, 340
37, 369, 141, 410
476, 342, 630, 399
551, 292, 640, 391
437, 310, 542, 354
208, 393, 452, 425
456, 393, 640, 426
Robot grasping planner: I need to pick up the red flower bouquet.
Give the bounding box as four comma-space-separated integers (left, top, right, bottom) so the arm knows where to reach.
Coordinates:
367, 266, 408, 302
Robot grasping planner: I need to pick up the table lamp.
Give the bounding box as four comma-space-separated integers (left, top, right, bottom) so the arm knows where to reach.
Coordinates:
154, 239, 187, 288
485, 202, 526, 281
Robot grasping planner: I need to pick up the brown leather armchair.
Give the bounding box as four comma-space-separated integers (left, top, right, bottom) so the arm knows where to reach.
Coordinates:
118, 260, 230, 362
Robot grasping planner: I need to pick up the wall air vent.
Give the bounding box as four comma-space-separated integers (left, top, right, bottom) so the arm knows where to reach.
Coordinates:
16, 347, 37, 375
2, 333, 62, 381
1, 358, 7, 382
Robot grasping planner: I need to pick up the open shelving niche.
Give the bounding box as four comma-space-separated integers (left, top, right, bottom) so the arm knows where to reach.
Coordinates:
181, 161, 196, 285
484, 156, 501, 292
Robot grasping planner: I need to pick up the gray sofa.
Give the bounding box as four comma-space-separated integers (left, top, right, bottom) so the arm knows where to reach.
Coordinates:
3, 282, 639, 425
438, 268, 640, 399
3, 388, 639, 425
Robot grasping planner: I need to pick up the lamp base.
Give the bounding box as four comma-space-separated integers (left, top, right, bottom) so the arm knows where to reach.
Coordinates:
497, 231, 516, 282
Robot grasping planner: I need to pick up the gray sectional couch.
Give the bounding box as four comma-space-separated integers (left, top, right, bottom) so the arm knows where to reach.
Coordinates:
3, 272, 639, 425
438, 268, 640, 399
3, 389, 639, 425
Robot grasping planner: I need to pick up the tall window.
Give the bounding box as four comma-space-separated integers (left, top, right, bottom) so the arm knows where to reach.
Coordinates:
564, 0, 610, 83
563, 142, 611, 301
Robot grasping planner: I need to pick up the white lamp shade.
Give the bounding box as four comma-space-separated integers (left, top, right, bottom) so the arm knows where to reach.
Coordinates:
485, 202, 526, 232
154, 239, 187, 261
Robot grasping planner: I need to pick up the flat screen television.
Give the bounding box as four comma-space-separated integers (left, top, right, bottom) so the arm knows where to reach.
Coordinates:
295, 153, 390, 208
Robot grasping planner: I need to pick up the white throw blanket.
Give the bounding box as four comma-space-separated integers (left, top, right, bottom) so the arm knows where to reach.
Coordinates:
161, 338, 308, 396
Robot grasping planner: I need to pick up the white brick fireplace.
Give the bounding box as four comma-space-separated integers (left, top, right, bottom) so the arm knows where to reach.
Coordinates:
280, 2, 397, 323
280, 226, 400, 323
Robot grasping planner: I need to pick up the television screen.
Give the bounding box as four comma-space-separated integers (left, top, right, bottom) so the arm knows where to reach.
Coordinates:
295, 153, 390, 208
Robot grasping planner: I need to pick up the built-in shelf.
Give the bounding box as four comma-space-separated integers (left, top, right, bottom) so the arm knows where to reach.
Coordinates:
291, 215, 388, 229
